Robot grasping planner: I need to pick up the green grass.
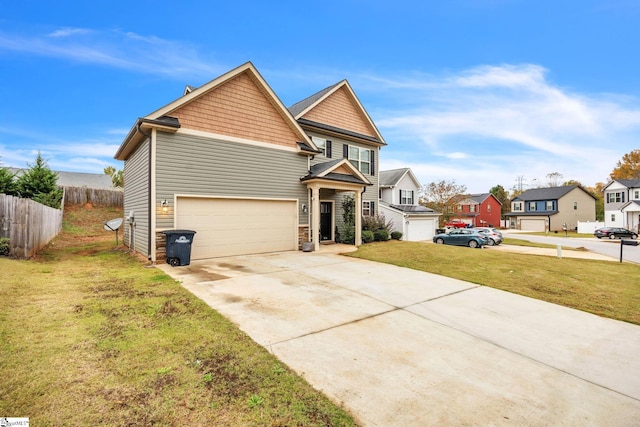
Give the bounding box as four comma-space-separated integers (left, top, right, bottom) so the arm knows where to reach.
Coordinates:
348, 240, 640, 325
502, 237, 585, 250
0, 205, 357, 426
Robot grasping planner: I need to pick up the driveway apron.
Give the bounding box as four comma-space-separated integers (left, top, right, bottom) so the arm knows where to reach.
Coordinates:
157, 251, 640, 426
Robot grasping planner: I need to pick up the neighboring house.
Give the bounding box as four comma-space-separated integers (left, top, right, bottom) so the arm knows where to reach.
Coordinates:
114, 62, 386, 262
603, 179, 640, 231
504, 185, 596, 231
8, 168, 113, 189
447, 193, 502, 228
379, 168, 440, 241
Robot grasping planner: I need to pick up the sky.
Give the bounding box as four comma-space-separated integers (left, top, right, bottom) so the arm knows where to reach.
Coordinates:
1, 0, 639, 194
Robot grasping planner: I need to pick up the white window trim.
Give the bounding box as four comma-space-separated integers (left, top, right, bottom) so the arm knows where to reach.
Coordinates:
348, 146, 371, 174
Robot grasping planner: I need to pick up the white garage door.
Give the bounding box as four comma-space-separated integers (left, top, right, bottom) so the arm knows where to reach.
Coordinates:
407, 218, 436, 241
520, 218, 546, 232
176, 197, 297, 259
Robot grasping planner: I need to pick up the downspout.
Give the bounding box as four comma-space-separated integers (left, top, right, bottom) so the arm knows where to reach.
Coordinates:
137, 122, 153, 260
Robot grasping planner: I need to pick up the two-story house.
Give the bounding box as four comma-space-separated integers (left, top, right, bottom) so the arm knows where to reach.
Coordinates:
504, 185, 596, 231
114, 62, 386, 262
603, 179, 640, 231
448, 193, 502, 228
378, 168, 440, 241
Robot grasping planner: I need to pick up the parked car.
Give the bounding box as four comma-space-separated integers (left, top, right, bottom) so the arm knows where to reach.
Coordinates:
433, 229, 487, 248
445, 220, 469, 229
471, 227, 503, 246
594, 227, 638, 240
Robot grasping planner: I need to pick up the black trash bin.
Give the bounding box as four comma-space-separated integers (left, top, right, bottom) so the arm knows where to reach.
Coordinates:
163, 230, 196, 266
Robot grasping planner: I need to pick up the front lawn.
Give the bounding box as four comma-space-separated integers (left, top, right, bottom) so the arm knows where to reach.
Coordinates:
0, 205, 356, 426
348, 240, 640, 325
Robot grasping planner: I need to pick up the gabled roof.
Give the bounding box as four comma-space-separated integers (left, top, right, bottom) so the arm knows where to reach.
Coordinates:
468, 193, 502, 206
289, 80, 386, 146
603, 179, 640, 191
512, 185, 594, 201
621, 200, 640, 212
300, 158, 372, 186
379, 168, 420, 188
115, 62, 317, 161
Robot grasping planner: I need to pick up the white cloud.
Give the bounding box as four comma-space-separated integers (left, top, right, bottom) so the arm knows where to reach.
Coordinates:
359, 64, 640, 191
0, 28, 223, 79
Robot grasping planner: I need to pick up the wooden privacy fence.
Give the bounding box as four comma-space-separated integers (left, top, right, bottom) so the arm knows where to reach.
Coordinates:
63, 186, 123, 207
0, 194, 63, 258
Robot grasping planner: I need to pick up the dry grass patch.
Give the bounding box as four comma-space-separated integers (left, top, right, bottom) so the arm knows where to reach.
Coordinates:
348, 240, 640, 325
0, 204, 357, 426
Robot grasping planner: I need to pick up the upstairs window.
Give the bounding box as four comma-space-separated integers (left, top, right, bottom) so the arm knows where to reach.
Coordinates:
487, 204, 492, 213
528, 202, 537, 211
634, 190, 640, 199
546, 201, 554, 210
348, 146, 370, 174
344, 145, 375, 175
311, 137, 332, 158
469, 204, 476, 213
400, 190, 414, 205
606, 192, 625, 203
513, 202, 522, 211
574, 202, 578, 210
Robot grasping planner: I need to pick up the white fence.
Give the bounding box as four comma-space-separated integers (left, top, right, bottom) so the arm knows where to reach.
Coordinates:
577, 221, 605, 234
0, 194, 63, 258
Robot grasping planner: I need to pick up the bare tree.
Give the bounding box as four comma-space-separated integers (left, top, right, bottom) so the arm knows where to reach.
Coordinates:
420, 179, 467, 225
546, 172, 564, 187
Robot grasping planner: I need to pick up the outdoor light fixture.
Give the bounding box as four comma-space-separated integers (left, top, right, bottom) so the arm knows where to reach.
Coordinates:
161, 200, 169, 213
302, 204, 308, 214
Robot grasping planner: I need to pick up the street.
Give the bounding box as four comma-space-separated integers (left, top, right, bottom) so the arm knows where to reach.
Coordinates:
502, 231, 640, 264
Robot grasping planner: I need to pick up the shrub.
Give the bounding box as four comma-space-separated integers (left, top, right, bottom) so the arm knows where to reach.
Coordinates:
391, 231, 403, 240
373, 229, 389, 242
362, 230, 374, 243
0, 237, 9, 256
362, 213, 392, 232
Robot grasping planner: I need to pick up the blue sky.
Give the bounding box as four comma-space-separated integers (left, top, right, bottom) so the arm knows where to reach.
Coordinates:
1, 0, 639, 193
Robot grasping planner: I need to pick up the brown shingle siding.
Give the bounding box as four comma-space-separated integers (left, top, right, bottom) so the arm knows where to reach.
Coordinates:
169, 72, 299, 148
302, 87, 376, 137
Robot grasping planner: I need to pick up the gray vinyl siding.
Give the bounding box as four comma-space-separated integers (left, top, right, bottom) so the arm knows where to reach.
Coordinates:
155, 132, 310, 229
123, 138, 150, 257
307, 131, 380, 230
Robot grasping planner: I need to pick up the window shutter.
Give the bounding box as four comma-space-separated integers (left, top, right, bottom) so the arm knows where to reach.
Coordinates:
343, 144, 348, 158
370, 150, 375, 176
326, 140, 332, 158
371, 201, 375, 215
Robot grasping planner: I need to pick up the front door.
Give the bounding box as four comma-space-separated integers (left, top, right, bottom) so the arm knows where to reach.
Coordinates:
320, 202, 332, 241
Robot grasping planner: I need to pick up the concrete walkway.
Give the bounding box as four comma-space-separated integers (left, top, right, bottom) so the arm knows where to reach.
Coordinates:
157, 249, 640, 426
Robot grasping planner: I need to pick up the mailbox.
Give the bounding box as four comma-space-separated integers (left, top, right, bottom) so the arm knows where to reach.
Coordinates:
621, 240, 639, 246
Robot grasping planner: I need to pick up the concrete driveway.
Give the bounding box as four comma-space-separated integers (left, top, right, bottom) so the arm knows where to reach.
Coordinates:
157, 247, 640, 426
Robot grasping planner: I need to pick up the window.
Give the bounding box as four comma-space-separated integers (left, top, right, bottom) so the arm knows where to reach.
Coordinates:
513, 202, 522, 211
606, 192, 625, 203
573, 202, 577, 210
611, 214, 616, 222
635, 190, 640, 199
348, 146, 370, 174
400, 190, 414, 204
469, 204, 476, 213
528, 202, 537, 211
546, 201, 554, 210
487, 204, 491, 213
362, 201, 374, 216
456, 204, 462, 212
311, 137, 332, 158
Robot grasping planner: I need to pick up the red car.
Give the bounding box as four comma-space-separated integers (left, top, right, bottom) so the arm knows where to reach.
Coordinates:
445, 220, 468, 228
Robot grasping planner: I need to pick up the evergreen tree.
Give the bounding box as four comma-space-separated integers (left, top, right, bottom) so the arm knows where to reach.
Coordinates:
0, 159, 17, 196
15, 152, 63, 208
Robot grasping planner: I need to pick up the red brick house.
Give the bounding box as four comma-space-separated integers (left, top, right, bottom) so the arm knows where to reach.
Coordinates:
449, 193, 502, 228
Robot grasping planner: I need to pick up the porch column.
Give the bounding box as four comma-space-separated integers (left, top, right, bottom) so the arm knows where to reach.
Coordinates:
355, 190, 362, 246
311, 185, 321, 252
